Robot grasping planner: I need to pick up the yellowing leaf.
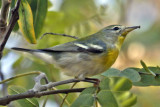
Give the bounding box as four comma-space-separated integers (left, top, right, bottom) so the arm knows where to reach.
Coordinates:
18, 0, 36, 44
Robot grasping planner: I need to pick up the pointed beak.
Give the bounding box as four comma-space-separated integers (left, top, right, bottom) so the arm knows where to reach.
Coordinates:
122, 26, 140, 36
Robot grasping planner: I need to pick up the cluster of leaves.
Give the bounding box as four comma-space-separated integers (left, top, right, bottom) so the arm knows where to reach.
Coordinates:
72, 77, 136, 107
71, 61, 160, 106
104, 61, 160, 86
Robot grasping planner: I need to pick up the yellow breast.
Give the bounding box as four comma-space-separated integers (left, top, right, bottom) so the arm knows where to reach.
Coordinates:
94, 48, 119, 71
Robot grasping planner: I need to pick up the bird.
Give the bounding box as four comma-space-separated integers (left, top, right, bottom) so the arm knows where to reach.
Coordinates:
12, 25, 140, 80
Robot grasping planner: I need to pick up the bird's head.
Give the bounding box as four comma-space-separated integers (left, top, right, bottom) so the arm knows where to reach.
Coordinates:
99, 25, 140, 49
103, 25, 140, 36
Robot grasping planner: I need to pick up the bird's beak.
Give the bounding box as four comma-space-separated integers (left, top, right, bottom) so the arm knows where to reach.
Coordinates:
122, 26, 140, 36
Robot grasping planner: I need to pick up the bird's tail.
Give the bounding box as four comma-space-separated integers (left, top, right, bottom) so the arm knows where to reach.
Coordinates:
12, 47, 38, 52
12, 47, 54, 64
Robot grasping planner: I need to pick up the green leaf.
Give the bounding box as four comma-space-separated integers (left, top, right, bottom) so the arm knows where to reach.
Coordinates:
18, 0, 36, 44
102, 67, 160, 86
97, 90, 119, 107
30, 0, 48, 38
48, 1, 53, 9
120, 68, 141, 82
71, 87, 97, 107
133, 74, 155, 86
72, 77, 136, 107
8, 85, 39, 107
99, 77, 110, 90
140, 60, 156, 76
109, 77, 132, 91
102, 68, 121, 77
97, 77, 136, 107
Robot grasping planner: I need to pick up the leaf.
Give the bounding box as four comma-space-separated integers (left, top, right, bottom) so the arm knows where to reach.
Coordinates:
109, 77, 132, 91
18, 0, 36, 44
71, 87, 97, 107
102, 68, 141, 82
102, 68, 121, 77
140, 60, 156, 76
120, 68, 141, 82
97, 90, 119, 107
30, 0, 48, 38
8, 85, 39, 107
97, 77, 136, 107
48, 1, 53, 9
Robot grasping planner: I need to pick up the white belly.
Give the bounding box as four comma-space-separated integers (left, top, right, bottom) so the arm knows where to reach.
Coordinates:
53, 52, 107, 79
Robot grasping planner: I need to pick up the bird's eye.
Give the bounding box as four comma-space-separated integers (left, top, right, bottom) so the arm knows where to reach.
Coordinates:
113, 27, 120, 30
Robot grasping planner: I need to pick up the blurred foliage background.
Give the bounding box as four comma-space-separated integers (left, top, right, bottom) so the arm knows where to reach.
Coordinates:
0, 0, 160, 106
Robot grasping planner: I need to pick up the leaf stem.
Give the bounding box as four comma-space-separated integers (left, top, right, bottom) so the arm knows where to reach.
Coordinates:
60, 82, 77, 107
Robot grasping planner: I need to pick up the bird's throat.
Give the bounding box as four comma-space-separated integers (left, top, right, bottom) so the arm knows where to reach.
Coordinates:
116, 36, 125, 50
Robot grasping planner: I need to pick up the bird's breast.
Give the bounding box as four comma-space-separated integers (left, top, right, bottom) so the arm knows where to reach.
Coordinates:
96, 49, 119, 70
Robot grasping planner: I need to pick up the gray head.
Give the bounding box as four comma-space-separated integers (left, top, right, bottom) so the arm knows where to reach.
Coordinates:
100, 25, 140, 37
96, 25, 140, 49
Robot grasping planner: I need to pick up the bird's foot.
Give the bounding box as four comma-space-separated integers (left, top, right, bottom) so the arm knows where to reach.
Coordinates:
84, 78, 100, 87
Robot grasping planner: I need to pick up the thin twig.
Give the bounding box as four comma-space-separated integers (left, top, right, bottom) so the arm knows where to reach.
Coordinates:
40, 32, 79, 39
52, 87, 70, 106
0, 71, 41, 84
0, 88, 85, 106
60, 82, 77, 107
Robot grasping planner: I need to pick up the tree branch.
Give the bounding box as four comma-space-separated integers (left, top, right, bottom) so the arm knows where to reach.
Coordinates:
0, 88, 85, 106
31, 73, 96, 92
0, 0, 12, 89
0, 72, 95, 105
0, 0, 21, 59
0, 0, 21, 96
0, 0, 11, 36
41, 32, 79, 40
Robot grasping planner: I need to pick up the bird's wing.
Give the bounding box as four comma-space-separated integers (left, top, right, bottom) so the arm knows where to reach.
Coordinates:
40, 38, 107, 54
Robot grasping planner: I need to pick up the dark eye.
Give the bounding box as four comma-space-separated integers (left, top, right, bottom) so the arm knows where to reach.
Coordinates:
113, 27, 120, 30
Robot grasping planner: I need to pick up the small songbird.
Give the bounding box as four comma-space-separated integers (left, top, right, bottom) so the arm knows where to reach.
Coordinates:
12, 25, 140, 80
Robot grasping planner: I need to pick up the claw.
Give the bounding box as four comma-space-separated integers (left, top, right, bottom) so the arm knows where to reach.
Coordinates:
85, 78, 100, 87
